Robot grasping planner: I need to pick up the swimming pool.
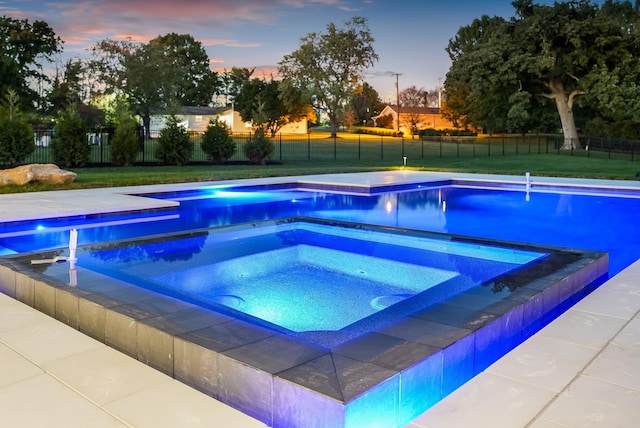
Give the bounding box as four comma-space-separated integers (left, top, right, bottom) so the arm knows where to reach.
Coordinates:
0, 176, 627, 427
3, 217, 604, 427
1, 179, 638, 274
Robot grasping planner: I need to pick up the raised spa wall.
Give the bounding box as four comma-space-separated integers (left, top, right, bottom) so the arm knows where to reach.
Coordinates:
0, 249, 608, 428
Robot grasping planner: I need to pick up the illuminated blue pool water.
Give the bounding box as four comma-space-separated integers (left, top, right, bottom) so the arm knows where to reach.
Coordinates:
77, 220, 546, 335
1, 182, 638, 275
0, 178, 631, 428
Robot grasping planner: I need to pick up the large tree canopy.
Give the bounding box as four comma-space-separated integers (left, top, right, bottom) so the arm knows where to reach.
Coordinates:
90, 33, 218, 135
347, 82, 385, 127
0, 16, 62, 109
149, 33, 218, 106
278, 16, 378, 138
444, 0, 640, 148
235, 78, 313, 136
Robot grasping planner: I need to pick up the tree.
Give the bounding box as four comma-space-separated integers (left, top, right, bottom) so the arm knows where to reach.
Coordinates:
0, 16, 63, 109
244, 128, 274, 165
110, 101, 139, 166
90, 33, 218, 136
149, 33, 219, 106
444, 14, 520, 135
578, 1, 640, 138
347, 82, 384, 126
400, 85, 427, 137
201, 118, 235, 164
445, 0, 640, 147
0, 89, 34, 166
155, 115, 192, 165
400, 86, 426, 108
235, 78, 314, 136
217, 67, 254, 107
51, 107, 90, 167
90, 38, 162, 137
278, 16, 378, 138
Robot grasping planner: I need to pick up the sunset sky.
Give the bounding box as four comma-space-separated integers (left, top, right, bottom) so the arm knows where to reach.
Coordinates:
2, 0, 582, 101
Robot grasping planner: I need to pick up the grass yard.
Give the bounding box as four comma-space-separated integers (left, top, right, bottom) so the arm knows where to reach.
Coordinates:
1, 149, 638, 194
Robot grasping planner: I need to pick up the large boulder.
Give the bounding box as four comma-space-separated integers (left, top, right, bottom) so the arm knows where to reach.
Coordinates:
0, 164, 77, 185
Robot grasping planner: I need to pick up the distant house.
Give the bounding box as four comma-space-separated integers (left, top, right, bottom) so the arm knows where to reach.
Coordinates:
149, 106, 308, 135
149, 106, 245, 134
372, 105, 456, 135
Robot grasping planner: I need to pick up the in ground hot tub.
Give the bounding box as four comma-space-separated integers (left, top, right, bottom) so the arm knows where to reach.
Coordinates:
1, 217, 607, 427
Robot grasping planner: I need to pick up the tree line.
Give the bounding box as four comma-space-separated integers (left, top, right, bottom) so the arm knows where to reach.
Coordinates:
3, 1, 640, 168
444, 0, 640, 149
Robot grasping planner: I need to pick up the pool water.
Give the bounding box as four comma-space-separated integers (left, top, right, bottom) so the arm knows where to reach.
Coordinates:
0, 178, 626, 427
77, 220, 546, 335
1, 181, 638, 274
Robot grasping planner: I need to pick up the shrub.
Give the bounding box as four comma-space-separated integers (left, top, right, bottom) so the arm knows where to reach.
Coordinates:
155, 115, 193, 166
449, 130, 477, 136
110, 115, 139, 166
201, 119, 235, 164
244, 128, 274, 165
352, 126, 403, 137
0, 90, 34, 166
51, 107, 90, 167
418, 128, 446, 137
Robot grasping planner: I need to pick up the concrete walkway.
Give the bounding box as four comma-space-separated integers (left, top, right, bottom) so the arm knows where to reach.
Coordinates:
1, 171, 639, 427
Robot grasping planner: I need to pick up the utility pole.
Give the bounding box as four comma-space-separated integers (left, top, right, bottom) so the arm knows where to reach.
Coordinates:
392, 73, 401, 133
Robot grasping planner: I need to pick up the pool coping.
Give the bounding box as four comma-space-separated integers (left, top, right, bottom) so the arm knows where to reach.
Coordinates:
0, 176, 607, 426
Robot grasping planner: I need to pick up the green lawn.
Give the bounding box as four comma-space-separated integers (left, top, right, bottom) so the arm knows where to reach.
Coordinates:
2, 149, 638, 194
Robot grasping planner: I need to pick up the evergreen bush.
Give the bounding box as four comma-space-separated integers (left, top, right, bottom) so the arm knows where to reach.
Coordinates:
201, 119, 235, 164
51, 107, 90, 167
244, 128, 274, 165
111, 114, 139, 166
0, 90, 34, 166
155, 115, 193, 166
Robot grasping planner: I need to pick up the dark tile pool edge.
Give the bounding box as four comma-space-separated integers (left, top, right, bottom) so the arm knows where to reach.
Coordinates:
0, 246, 608, 428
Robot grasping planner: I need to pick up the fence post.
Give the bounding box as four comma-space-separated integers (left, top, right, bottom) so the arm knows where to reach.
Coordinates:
307, 133, 311, 160
279, 134, 282, 161
358, 134, 361, 160
381, 136, 384, 160
333, 135, 337, 160
401, 136, 405, 158
100, 136, 104, 165
421, 137, 424, 158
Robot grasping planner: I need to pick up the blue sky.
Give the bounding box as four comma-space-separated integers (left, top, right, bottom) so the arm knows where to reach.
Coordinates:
1, 0, 569, 101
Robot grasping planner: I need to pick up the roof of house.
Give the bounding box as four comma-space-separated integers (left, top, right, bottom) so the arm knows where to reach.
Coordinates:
380, 105, 441, 115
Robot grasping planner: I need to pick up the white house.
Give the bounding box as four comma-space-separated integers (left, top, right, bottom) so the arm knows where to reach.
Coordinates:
149, 106, 307, 135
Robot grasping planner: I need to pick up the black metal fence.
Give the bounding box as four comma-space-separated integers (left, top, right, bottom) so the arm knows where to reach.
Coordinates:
15, 128, 640, 168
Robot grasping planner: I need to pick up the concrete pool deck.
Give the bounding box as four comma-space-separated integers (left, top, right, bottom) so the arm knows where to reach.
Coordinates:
0, 170, 639, 427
